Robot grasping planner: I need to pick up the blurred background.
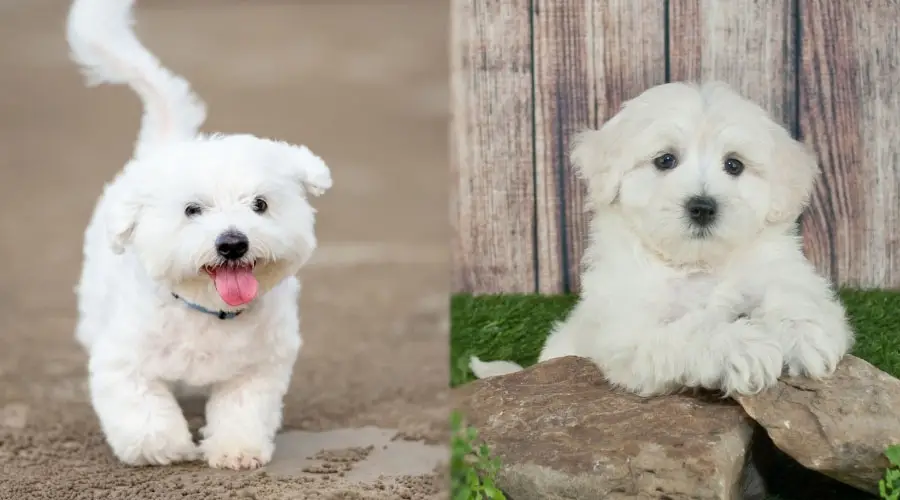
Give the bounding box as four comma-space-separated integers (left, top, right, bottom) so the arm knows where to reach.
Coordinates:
0, 0, 449, 497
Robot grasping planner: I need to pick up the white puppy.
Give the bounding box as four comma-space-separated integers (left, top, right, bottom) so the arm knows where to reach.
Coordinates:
68, 0, 332, 469
471, 82, 853, 397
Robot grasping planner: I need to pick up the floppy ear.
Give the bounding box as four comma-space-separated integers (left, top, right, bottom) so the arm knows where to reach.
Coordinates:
102, 181, 142, 255
279, 143, 333, 197
570, 111, 631, 207
766, 133, 821, 224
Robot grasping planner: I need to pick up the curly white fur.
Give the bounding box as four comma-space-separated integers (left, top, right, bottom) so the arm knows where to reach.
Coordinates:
68, 0, 332, 469
471, 82, 853, 397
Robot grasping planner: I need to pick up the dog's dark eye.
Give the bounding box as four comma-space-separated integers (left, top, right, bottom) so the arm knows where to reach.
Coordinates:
252, 197, 268, 214
653, 153, 678, 171
184, 203, 203, 217
724, 158, 745, 176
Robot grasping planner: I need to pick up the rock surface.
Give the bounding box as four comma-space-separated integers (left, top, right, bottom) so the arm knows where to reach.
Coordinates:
455, 356, 756, 500
736, 354, 900, 494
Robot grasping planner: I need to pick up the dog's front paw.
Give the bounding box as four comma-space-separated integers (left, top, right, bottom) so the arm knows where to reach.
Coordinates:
108, 420, 200, 466
201, 434, 274, 470
717, 320, 783, 396
783, 320, 850, 379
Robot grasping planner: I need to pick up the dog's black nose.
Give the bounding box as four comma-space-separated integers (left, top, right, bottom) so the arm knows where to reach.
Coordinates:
215, 231, 249, 260
685, 196, 718, 226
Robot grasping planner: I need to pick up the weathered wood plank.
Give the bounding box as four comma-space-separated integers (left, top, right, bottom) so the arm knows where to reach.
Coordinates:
561, 0, 667, 293
532, 0, 593, 294
800, 0, 900, 287
668, 0, 797, 132
450, 0, 536, 293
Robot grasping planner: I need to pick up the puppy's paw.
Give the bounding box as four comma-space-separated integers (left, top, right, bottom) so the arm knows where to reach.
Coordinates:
202, 435, 274, 470
717, 321, 783, 396
784, 320, 850, 379
109, 421, 200, 466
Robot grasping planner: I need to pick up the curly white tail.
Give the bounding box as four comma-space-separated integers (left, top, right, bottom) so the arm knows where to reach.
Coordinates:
468, 356, 524, 379
66, 0, 206, 159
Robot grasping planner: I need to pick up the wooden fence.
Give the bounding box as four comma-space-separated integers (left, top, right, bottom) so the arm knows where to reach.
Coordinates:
451, 0, 900, 294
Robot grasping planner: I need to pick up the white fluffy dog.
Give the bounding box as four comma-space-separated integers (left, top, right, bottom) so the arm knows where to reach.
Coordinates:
68, 0, 332, 469
471, 82, 853, 397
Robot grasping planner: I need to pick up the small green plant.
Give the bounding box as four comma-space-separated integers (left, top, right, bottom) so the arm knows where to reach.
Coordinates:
879, 444, 900, 499
450, 411, 507, 500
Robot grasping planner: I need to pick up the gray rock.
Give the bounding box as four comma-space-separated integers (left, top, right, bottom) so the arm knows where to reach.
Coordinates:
455, 356, 756, 500
736, 354, 900, 494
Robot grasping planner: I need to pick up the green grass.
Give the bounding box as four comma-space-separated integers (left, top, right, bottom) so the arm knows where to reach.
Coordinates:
450, 294, 577, 387
880, 445, 900, 500
451, 411, 507, 500
450, 289, 900, 499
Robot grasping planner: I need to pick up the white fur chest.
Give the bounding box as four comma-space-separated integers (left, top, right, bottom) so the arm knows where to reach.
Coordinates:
138, 306, 275, 387
660, 271, 719, 323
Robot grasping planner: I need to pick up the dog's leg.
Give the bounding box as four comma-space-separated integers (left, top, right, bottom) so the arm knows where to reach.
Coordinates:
200, 362, 294, 470
755, 282, 853, 379
699, 316, 785, 396
88, 354, 199, 466
597, 300, 783, 396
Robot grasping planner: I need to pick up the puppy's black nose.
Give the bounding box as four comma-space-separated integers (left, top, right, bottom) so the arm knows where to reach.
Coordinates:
215, 231, 249, 260
685, 196, 718, 226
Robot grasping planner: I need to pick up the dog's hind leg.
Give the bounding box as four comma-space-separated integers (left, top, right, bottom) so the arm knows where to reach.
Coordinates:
537, 317, 582, 362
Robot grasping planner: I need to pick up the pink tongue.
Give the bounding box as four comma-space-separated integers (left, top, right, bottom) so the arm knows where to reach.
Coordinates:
212, 266, 259, 306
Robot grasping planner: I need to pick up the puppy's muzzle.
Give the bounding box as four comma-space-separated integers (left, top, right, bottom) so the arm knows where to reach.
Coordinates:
685, 195, 718, 227
215, 230, 249, 261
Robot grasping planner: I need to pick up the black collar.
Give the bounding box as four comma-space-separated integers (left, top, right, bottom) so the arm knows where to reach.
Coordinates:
171, 293, 244, 320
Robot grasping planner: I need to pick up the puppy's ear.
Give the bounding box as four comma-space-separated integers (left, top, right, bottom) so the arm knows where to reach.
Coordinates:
278, 143, 333, 197
767, 134, 821, 224
570, 114, 629, 206
103, 181, 142, 255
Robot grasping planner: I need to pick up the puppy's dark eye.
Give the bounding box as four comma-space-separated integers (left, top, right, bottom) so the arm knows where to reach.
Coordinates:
184, 203, 203, 217
653, 153, 678, 171
252, 196, 268, 214
724, 158, 745, 176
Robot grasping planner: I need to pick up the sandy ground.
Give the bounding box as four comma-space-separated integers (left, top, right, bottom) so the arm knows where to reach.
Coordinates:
0, 1, 450, 498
